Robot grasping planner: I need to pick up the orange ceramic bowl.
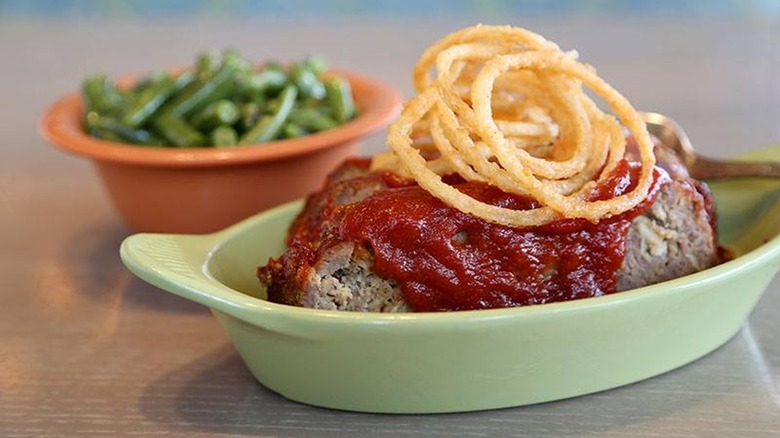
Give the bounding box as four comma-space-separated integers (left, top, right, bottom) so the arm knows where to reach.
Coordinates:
40, 70, 402, 233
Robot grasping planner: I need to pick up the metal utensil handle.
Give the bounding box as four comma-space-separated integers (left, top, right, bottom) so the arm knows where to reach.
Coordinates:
693, 156, 780, 180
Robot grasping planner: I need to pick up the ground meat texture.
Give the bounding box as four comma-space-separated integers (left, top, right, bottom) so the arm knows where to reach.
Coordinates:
258, 152, 720, 312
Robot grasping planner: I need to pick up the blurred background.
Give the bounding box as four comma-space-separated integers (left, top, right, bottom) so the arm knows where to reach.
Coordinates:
2, 3, 780, 436
3, 0, 779, 156
2, 0, 779, 20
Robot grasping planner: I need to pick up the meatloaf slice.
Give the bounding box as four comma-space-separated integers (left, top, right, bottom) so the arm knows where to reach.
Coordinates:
259, 160, 409, 312
258, 155, 720, 312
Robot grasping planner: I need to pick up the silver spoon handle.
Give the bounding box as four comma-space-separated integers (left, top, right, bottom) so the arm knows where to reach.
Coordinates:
692, 156, 780, 180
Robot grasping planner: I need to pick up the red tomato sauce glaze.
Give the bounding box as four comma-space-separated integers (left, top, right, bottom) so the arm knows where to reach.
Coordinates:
273, 156, 686, 312
341, 161, 665, 311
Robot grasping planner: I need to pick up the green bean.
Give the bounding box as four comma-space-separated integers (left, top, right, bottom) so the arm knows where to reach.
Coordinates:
163, 55, 246, 117
265, 98, 280, 113
289, 107, 337, 132
325, 77, 356, 123
243, 69, 287, 99
210, 125, 238, 147
195, 51, 221, 78
282, 123, 308, 139
263, 60, 284, 71
189, 100, 239, 131
299, 97, 326, 109
82, 73, 123, 116
239, 84, 297, 144
87, 115, 159, 145
297, 99, 334, 120
85, 111, 101, 127
82, 52, 352, 148
238, 102, 262, 131
290, 63, 325, 99
118, 89, 138, 115
222, 49, 253, 76
122, 76, 177, 128
304, 55, 329, 75
173, 70, 196, 92
89, 127, 123, 142
239, 115, 276, 144
131, 70, 170, 93
153, 114, 205, 147
122, 72, 192, 129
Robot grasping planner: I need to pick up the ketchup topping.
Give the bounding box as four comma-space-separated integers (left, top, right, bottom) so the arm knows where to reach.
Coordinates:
335, 160, 665, 311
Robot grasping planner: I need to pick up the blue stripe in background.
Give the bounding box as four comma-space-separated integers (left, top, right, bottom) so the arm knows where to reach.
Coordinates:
1, 0, 778, 19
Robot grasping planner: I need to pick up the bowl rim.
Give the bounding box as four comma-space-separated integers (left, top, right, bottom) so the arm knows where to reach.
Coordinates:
39, 68, 402, 168
197, 188, 780, 328
120, 146, 780, 331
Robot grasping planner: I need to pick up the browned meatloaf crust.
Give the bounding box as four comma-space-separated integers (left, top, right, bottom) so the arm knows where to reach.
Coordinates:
258, 150, 720, 312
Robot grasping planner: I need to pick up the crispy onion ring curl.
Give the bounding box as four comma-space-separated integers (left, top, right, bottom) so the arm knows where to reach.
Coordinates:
373, 25, 656, 227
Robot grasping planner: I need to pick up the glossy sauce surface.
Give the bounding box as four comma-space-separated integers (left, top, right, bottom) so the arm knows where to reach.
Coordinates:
331, 160, 665, 311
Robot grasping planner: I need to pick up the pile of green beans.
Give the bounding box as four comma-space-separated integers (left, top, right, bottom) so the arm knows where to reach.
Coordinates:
82, 51, 356, 148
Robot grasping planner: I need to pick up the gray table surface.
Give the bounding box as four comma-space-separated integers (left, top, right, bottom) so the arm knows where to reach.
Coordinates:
2, 16, 779, 437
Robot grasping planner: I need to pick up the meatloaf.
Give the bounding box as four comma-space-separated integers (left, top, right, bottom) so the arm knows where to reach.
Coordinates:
258, 147, 721, 312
